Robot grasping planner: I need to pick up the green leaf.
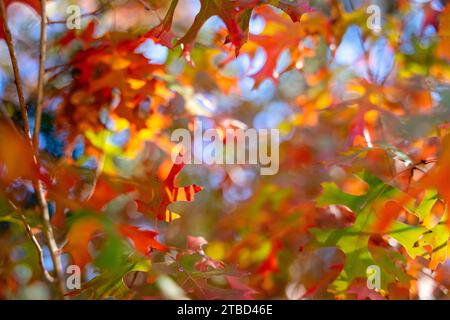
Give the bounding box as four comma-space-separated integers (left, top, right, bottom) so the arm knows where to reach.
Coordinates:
77, 254, 151, 299
312, 172, 402, 293
316, 171, 398, 212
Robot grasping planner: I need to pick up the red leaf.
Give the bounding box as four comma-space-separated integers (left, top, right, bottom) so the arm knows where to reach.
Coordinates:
275, 0, 313, 23
118, 224, 168, 254
347, 278, 385, 300
187, 235, 208, 254
150, 0, 312, 58
256, 239, 281, 275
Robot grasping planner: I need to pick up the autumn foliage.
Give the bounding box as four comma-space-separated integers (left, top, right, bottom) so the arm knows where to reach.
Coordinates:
0, 0, 450, 300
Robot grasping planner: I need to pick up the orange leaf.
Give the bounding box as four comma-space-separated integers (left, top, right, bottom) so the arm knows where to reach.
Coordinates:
0, 121, 39, 183
118, 224, 168, 254
64, 218, 104, 269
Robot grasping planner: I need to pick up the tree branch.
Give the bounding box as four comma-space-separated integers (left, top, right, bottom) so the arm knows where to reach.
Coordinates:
34, 180, 66, 298
5, 199, 55, 283
0, 0, 30, 136
19, 212, 56, 283
1, 0, 66, 298
34, 0, 66, 299
33, 0, 47, 149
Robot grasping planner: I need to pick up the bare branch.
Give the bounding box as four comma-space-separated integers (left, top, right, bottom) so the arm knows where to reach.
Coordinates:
33, 0, 66, 299
7, 200, 55, 283
19, 212, 56, 283
33, 0, 47, 150
0, 0, 30, 137
1, 0, 66, 298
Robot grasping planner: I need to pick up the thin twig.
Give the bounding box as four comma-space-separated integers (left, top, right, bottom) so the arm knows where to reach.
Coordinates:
6, 199, 55, 283
33, 0, 66, 299
1, 0, 65, 298
136, 0, 152, 11
0, 0, 30, 136
33, 180, 66, 297
19, 212, 56, 283
160, 0, 179, 29
33, 0, 47, 149
47, 8, 103, 24
83, 153, 105, 201
45, 63, 70, 73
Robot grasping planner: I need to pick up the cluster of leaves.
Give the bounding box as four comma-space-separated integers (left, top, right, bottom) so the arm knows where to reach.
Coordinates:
0, 0, 450, 300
